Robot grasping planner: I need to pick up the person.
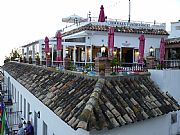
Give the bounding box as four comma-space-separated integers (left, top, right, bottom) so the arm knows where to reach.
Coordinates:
24, 121, 34, 135
17, 123, 25, 135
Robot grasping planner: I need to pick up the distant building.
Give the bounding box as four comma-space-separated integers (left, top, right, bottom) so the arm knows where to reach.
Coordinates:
169, 20, 180, 38
165, 20, 180, 61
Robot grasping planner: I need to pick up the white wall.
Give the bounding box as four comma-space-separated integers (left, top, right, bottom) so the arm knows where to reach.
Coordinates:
90, 31, 167, 57
149, 69, 180, 102
4, 71, 89, 135
169, 21, 180, 38
149, 69, 180, 135
90, 115, 171, 135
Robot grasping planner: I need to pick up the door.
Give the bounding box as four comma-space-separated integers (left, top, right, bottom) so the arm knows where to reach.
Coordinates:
122, 47, 133, 66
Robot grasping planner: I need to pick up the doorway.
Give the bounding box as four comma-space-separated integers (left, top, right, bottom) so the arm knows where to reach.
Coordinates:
122, 47, 133, 66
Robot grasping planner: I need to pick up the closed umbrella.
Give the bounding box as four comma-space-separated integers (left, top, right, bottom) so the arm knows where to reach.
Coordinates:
44, 36, 49, 54
44, 36, 49, 66
160, 37, 165, 64
108, 27, 114, 56
56, 31, 62, 62
98, 5, 105, 22
138, 34, 145, 64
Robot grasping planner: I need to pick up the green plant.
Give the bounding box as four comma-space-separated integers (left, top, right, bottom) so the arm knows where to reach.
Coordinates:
110, 72, 118, 75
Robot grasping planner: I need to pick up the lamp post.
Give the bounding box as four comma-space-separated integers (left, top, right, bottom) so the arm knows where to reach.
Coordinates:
149, 46, 154, 56
101, 45, 106, 57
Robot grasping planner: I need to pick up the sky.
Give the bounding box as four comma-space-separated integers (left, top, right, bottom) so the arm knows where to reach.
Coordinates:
0, 0, 179, 65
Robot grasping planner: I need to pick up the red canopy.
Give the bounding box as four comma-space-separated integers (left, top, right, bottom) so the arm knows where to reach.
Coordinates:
160, 37, 165, 64
56, 31, 62, 62
44, 36, 49, 54
98, 5, 105, 22
138, 34, 145, 64
108, 27, 114, 56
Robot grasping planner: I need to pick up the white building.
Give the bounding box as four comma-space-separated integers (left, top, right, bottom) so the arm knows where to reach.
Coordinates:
169, 20, 180, 38
21, 17, 168, 66
164, 20, 180, 61
2, 62, 179, 135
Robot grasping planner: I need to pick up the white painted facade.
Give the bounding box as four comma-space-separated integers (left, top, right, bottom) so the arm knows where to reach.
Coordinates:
149, 69, 180, 135
90, 115, 171, 135
4, 71, 89, 135
169, 21, 180, 38
20, 20, 168, 65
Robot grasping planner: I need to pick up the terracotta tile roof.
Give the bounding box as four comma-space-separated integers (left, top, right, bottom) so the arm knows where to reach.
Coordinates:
165, 37, 180, 45
3, 62, 179, 131
62, 23, 169, 37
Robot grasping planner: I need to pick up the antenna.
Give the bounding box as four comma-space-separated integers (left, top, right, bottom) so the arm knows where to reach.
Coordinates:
128, 0, 131, 23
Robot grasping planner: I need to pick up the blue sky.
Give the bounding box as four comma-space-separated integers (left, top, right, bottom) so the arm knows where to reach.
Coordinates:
0, 0, 179, 65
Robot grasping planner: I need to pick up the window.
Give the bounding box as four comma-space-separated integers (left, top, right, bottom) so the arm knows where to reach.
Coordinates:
176, 26, 180, 30
24, 98, 26, 119
155, 48, 160, 60
15, 88, 16, 102
27, 103, 30, 121
12, 84, 14, 99
43, 121, 47, 135
171, 113, 177, 124
65, 37, 86, 43
20, 94, 22, 112
17, 91, 19, 111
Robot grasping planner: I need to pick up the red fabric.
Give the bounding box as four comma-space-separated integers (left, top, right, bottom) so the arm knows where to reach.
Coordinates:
44, 36, 49, 54
160, 37, 165, 64
56, 31, 62, 62
56, 31, 62, 50
98, 5, 105, 22
108, 27, 114, 56
138, 34, 145, 64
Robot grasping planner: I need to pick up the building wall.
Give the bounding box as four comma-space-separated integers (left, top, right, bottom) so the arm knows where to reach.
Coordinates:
90, 31, 167, 57
90, 115, 171, 135
169, 21, 180, 38
149, 69, 180, 102
4, 71, 89, 135
149, 69, 180, 135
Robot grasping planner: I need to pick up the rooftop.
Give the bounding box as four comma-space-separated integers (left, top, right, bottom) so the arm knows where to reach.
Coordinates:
62, 23, 169, 38
165, 37, 180, 45
3, 62, 180, 131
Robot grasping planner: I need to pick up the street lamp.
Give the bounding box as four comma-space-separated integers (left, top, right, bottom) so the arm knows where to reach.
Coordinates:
101, 45, 106, 57
149, 46, 154, 56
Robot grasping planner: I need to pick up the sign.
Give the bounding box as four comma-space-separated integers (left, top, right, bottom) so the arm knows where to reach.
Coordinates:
108, 21, 150, 29
122, 41, 131, 46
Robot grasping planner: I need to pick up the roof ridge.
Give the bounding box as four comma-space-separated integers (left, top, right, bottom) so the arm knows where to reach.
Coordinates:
77, 78, 105, 130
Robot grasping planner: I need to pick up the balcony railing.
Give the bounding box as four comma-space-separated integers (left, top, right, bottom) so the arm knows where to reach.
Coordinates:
163, 60, 180, 69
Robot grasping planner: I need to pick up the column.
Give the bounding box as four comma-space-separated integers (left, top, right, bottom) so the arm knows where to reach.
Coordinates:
51, 44, 54, 66
90, 45, 92, 63
32, 45, 35, 63
63, 45, 66, 59
120, 47, 122, 66
85, 46, 87, 65
22, 48, 24, 57
74, 45, 76, 65
22, 48, 24, 62
26, 47, 29, 62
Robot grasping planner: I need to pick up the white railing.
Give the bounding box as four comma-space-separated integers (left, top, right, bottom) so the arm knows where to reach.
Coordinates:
164, 60, 180, 69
